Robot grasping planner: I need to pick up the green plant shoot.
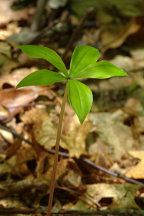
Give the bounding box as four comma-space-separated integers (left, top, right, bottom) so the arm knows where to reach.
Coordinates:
17, 45, 127, 123
16, 45, 127, 216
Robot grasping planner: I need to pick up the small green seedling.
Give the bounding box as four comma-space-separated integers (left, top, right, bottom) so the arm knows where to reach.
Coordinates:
16, 45, 127, 215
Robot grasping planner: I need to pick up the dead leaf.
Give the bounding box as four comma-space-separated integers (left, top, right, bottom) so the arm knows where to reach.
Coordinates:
110, 55, 135, 71
23, 104, 91, 158
0, 105, 10, 122
0, 85, 54, 121
63, 115, 91, 158
48, 0, 68, 9
124, 98, 144, 116
0, 0, 34, 25
0, 197, 24, 209
7, 29, 39, 44
130, 48, 144, 69
89, 110, 136, 161
126, 151, 144, 179
22, 106, 57, 150
101, 19, 140, 51
0, 67, 37, 87
0, 128, 13, 144
130, 71, 144, 88
63, 183, 140, 210
0, 22, 21, 40
85, 183, 140, 209
59, 159, 82, 187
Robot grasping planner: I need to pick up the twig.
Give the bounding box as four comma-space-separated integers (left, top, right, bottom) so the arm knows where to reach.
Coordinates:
0, 123, 32, 145
0, 208, 144, 215
12, 8, 95, 45
0, 123, 144, 187
15, 16, 60, 44
62, 8, 95, 62
60, 209, 144, 216
0, 208, 37, 215
82, 158, 144, 186
31, 0, 48, 31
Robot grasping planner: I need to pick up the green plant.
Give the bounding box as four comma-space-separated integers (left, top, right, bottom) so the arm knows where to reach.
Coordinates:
16, 45, 127, 215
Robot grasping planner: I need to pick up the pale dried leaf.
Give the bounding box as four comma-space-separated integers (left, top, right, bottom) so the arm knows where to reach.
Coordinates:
90, 110, 136, 161
63, 183, 140, 210
126, 151, 144, 179
0, 0, 34, 25
101, 19, 140, 51
62, 115, 91, 158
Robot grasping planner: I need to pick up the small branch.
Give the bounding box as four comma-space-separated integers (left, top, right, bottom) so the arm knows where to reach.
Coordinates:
1, 123, 144, 187
0, 178, 49, 199
62, 8, 95, 62
82, 158, 144, 186
61, 209, 144, 215
0, 123, 32, 145
31, 0, 48, 32
0, 208, 37, 215
62, 209, 144, 216
0, 208, 144, 215
12, 8, 94, 45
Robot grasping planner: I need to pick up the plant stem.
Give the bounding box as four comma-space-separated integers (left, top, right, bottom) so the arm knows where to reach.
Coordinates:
47, 82, 69, 216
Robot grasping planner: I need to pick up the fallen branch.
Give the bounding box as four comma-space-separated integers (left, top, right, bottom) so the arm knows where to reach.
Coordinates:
31, 0, 48, 31
0, 208, 144, 215
0, 122, 144, 187
62, 8, 96, 62
0, 178, 49, 198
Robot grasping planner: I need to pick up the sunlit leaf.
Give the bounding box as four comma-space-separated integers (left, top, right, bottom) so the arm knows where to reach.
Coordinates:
16, 69, 66, 88
68, 80, 93, 124
71, 60, 127, 79
69, 46, 100, 77
20, 45, 68, 76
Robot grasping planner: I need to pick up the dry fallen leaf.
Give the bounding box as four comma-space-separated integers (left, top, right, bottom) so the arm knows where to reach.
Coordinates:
63, 183, 140, 210
0, 105, 10, 122
0, 67, 38, 87
124, 98, 144, 116
0, 144, 37, 176
89, 110, 136, 161
86, 183, 139, 209
22, 106, 57, 150
0, 22, 21, 40
125, 151, 144, 179
63, 115, 91, 158
110, 55, 135, 71
0, 0, 34, 25
0, 85, 54, 121
60, 159, 82, 187
101, 19, 140, 51
0, 128, 13, 144
23, 104, 91, 158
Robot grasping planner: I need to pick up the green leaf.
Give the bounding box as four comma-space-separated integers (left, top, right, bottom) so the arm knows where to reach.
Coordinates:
69, 46, 100, 77
68, 80, 93, 124
20, 45, 68, 76
71, 60, 127, 79
16, 69, 66, 88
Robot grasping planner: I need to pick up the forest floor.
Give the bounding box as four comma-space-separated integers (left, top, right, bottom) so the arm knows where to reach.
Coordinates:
1, 0, 144, 215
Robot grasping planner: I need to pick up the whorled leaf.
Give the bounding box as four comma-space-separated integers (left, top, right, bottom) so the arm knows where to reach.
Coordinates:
68, 80, 93, 124
71, 60, 127, 79
69, 46, 100, 77
20, 45, 68, 76
16, 69, 66, 88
